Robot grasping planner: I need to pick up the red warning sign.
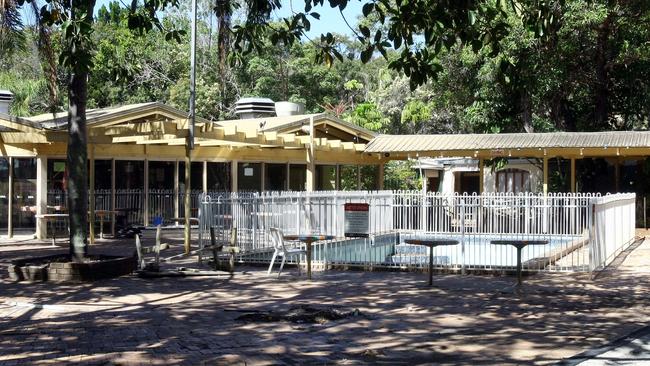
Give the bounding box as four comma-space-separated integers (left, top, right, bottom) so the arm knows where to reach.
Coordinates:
344, 203, 369, 237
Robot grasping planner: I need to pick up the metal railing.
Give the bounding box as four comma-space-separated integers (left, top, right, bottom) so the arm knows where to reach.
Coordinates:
199, 191, 394, 254
198, 191, 636, 274
47, 188, 205, 227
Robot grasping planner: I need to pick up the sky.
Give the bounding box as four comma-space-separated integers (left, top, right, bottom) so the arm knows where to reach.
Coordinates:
272, 0, 363, 38
92, 0, 364, 38
19, 0, 362, 38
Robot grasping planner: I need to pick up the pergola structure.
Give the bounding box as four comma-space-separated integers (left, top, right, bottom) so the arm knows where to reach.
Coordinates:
0, 103, 385, 239
365, 132, 650, 194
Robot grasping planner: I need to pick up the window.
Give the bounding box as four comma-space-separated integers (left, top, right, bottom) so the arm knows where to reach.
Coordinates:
116, 160, 144, 190
0, 158, 8, 231
496, 168, 531, 193
316, 165, 336, 190
238, 163, 261, 192
178, 162, 203, 191
12, 158, 37, 229
360, 165, 379, 190
148, 161, 175, 190
339, 165, 358, 190
289, 164, 306, 191
207, 162, 231, 192
265, 164, 286, 191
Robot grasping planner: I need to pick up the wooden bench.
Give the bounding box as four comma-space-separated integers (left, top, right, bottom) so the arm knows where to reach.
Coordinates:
134, 226, 171, 271
203, 227, 239, 273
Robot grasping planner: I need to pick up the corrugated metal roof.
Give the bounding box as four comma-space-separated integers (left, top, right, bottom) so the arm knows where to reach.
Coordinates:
0, 111, 44, 131
364, 131, 650, 153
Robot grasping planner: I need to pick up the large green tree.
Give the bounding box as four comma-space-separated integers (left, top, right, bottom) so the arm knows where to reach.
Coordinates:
11, 0, 183, 260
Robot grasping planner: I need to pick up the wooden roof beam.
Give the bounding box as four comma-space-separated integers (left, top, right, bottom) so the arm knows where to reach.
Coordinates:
136, 137, 187, 145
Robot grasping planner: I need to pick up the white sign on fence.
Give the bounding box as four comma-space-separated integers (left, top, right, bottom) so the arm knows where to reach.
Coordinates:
344, 203, 369, 237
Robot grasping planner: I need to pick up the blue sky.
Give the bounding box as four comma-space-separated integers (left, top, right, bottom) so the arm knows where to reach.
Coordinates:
19, 0, 362, 40
21, 0, 362, 38
271, 0, 363, 38
94, 0, 363, 38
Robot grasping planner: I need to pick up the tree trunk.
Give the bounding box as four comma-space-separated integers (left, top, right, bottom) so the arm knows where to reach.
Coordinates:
521, 89, 534, 133
550, 94, 576, 132
215, 0, 232, 110
67, 2, 95, 261
594, 13, 613, 129
67, 70, 89, 261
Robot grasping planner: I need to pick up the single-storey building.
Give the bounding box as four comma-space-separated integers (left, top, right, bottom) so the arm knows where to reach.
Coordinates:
1, 91, 649, 239
0, 95, 385, 239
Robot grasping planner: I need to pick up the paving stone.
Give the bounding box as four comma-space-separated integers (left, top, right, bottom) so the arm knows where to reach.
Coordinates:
1, 236, 650, 365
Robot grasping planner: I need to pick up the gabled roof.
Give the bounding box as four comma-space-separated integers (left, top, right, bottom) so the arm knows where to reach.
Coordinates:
0, 102, 370, 154
217, 113, 376, 143
20, 102, 212, 130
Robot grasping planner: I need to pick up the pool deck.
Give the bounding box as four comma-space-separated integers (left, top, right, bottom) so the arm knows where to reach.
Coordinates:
0, 231, 649, 365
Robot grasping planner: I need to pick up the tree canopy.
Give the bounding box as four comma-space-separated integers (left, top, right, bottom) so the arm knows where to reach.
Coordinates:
3, 0, 648, 134
1, 0, 649, 255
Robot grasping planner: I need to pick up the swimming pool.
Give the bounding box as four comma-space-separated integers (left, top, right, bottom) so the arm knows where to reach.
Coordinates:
242, 232, 588, 272
391, 233, 586, 269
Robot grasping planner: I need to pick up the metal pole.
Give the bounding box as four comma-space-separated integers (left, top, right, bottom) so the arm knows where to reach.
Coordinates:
184, 0, 197, 253
89, 147, 95, 243
7, 157, 12, 238
461, 199, 466, 275
189, 0, 197, 151
184, 150, 191, 254
111, 159, 116, 237
143, 158, 149, 226
517, 246, 522, 287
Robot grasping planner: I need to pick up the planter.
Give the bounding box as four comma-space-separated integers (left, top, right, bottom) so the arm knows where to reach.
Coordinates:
8, 254, 136, 282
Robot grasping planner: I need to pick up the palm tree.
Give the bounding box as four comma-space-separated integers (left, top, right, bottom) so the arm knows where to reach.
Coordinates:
30, 2, 60, 114
0, 0, 26, 60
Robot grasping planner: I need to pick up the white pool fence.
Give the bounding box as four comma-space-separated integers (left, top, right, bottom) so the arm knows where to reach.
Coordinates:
198, 191, 637, 275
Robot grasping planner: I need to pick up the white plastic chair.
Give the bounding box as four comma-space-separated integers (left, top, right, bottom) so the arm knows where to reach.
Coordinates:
267, 228, 306, 277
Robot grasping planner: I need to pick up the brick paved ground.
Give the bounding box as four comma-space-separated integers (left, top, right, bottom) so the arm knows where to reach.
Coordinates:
1, 233, 649, 365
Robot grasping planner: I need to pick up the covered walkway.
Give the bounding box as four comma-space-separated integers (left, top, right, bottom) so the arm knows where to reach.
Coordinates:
365, 131, 650, 194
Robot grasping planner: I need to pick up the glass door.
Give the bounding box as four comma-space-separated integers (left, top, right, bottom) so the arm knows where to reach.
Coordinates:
12, 158, 37, 232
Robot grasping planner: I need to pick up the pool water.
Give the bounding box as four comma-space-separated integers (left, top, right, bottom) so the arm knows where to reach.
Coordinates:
390, 233, 584, 268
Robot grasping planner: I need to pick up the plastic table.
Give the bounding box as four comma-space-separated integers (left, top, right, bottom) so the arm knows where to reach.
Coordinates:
283, 234, 335, 280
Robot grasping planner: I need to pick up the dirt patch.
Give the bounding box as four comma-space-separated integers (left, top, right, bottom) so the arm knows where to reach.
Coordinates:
234, 305, 365, 324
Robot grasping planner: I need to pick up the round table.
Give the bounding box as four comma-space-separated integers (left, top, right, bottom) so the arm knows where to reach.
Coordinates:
404, 238, 459, 286
283, 234, 335, 280
490, 240, 548, 287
